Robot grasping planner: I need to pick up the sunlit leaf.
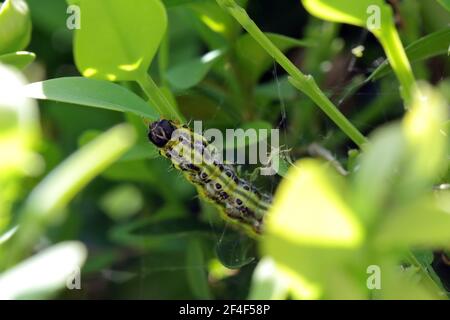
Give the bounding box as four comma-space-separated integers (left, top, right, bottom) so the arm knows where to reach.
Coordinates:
375, 196, 450, 248
301, 0, 415, 104
189, 0, 243, 45
166, 49, 224, 90
402, 83, 448, 187
248, 257, 289, 300
0, 51, 35, 69
369, 28, 450, 81
0, 226, 18, 246
0, 241, 87, 299
351, 124, 406, 226
377, 259, 444, 299
23, 77, 159, 120
0, 0, 32, 55
0, 64, 40, 231
2, 124, 136, 265
74, 0, 167, 81
266, 159, 364, 247
22, 124, 136, 221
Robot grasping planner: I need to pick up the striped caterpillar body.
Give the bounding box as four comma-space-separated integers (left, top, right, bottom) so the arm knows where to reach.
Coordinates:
147, 119, 272, 235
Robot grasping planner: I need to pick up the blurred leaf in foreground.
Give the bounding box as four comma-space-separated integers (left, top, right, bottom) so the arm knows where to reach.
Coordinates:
1, 123, 136, 267
0, 241, 87, 299
0, 64, 40, 232
0, 0, 32, 55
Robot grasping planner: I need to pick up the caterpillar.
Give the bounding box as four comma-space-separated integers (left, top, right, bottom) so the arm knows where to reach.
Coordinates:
147, 119, 272, 235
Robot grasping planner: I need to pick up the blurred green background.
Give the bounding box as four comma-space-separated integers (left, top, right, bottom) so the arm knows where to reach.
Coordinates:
0, 0, 449, 299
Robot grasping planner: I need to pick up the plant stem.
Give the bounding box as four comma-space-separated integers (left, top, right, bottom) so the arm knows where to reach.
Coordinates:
216, 0, 367, 148
407, 251, 445, 297
378, 22, 416, 106
136, 73, 184, 122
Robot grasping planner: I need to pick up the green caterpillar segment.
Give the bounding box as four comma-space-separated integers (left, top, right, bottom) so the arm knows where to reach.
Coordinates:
147, 119, 272, 234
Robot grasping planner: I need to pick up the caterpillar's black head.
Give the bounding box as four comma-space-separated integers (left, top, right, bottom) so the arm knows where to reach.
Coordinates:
148, 119, 176, 148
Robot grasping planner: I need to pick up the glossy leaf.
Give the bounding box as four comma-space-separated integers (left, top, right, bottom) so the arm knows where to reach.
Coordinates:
2, 124, 136, 264
0, 51, 35, 69
0, 64, 40, 231
266, 159, 364, 247
375, 197, 450, 248
0, 242, 87, 299
351, 125, 406, 226
23, 77, 159, 120
301, 0, 416, 104
0, 0, 32, 55
22, 123, 136, 220
248, 257, 289, 300
74, 0, 167, 81
189, 0, 242, 45
369, 28, 450, 81
402, 84, 448, 188
166, 49, 224, 90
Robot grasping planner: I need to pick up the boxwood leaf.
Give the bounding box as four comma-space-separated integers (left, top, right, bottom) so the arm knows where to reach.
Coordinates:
74, 0, 167, 81
0, 51, 35, 69
23, 77, 159, 120
0, 0, 32, 55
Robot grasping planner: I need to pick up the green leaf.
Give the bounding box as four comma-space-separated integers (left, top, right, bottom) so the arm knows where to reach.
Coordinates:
236, 32, 314, 84
437, 0, 450, 12
261, 160, 368, 298
166, 49, 224, 90
0, 226, 17, 246
189, 0, 242, 45
0, 241, 87, 299
74, 0, 167, 81
0, 64, 40, 231
248, 257, 289, 300
301, 0, 387, 30
375, 197, 450, 248
23, 77, 159, 120
78, 129, 159, 162
0, 51, 35, 69
301, 0, 416, 105
0, 0, 32, 55
369, 28, 450, 81
24, 123, 135, 220
2, 124, 136, 265
351, 124, 406, 226
377, 259, 443, 299
267, 159, 364, 248
402, 83, 448, 190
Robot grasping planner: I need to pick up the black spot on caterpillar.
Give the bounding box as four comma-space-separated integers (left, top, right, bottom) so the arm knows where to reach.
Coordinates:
148, 119, 272, 234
